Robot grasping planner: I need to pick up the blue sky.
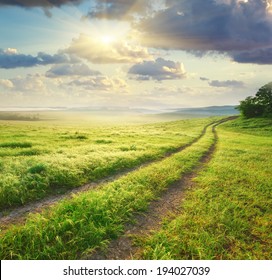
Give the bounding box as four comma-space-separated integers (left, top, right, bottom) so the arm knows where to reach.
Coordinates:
0, 0, 271, 109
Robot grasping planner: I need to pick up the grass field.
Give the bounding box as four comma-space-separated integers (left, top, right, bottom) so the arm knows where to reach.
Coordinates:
0, 116, 214, 210
0, 115, 271, 260
138, 118, 272, 260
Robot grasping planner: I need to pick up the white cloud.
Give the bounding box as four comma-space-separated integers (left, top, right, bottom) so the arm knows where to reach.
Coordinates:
68, 76, 129, 92
65, 34, 152, 64
46, 63, 101, 78
0, 74, 48, 94
4, 48, 18, 55
0, 79, 14, 88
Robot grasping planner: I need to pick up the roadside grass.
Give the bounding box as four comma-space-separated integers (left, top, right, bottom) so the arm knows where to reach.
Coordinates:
0, 118, 215, 210
221, 117, 272, 137
139, 118, 272, 260
0, 121, 217, 259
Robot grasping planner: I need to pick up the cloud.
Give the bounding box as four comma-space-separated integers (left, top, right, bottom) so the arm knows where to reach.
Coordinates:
46, 63, 101, 78
0, 0, 83, 8
65, 34, 152, 64
85, 0, 153, 21
209, 80, 245, 88
200, 77, 210, 81
0, 74, 47, 92
4, 48, 18, 55
128, 58, 186, 81
138, 0, 272, 64
69, 76, 129, 92
0, 79, 14, 89
232, 47, 272, 64
0, 49, 39, 69
0, 48, 78, 69
0, 1, 84, 17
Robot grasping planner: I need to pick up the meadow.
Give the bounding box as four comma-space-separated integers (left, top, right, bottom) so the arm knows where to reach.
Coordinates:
138, 118, 272, 260
0, 113, 271, 260
0, 113, 214, 210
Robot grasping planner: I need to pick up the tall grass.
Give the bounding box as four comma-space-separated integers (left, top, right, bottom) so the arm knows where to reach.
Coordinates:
0, 118, 215, 210
0, 122, 217, 259
139, 118, 272, 260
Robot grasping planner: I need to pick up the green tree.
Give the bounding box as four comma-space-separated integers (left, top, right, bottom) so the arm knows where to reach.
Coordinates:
255, 82, 272, 116
238, 97, 264, 118
237, 82, 272, 118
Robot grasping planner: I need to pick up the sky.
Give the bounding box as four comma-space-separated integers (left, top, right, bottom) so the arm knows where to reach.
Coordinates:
0, 0, 271, 109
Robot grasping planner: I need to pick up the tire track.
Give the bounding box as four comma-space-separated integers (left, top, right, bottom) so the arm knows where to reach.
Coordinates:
0, 117, 235, 229
88, 116, 237, 260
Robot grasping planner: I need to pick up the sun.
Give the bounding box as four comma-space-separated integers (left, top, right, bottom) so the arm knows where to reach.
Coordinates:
100, 35, 116, 45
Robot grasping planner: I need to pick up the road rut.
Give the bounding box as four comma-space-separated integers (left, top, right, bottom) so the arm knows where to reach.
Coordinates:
88, 117, 237, 260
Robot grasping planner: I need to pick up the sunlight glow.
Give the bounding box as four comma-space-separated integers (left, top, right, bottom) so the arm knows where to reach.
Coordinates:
267, 1, 272, 14
100, 35, 115, 44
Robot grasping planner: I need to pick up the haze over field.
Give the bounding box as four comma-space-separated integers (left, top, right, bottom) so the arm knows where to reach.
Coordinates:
0, 0, 272, 109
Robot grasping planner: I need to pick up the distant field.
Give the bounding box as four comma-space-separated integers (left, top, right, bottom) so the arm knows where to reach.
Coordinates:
0, 115, 215, 210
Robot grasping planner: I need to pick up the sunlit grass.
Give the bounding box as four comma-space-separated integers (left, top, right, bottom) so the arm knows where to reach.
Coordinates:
139, 118, 272, 260
0, 121, 217, 259
0, 118, 215, 210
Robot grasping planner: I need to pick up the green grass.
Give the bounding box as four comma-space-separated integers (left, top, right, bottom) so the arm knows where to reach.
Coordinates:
222, 117, 272, 137
139, 117, 272, 260
0, 142, 33, 148
0, 121, 217, 259
0, 118, 215, 210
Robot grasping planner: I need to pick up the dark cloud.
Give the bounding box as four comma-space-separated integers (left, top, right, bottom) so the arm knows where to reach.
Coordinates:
200, 77, 210, 81
139, 0, 272, 64
86, 0, 153, 20
232, 47, 272, 64
0, 50, 38, 69
42, 8, 53, 17
0, 0, 83, 8
0, 49, 78, 69
209, 80, 245, 88
46, 63, 101, 77
128, 58, 186, 81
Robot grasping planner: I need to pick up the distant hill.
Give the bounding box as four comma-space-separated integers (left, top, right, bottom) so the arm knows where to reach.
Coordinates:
0, 105, 239, 123
162, 105, 239, 118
